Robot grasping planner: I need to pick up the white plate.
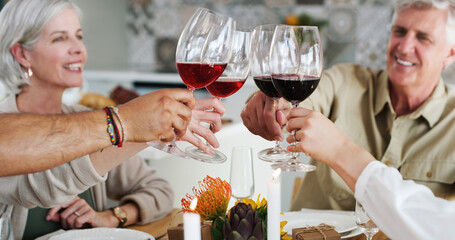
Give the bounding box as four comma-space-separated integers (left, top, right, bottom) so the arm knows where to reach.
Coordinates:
281, 211, 360, 239
49, 228, 155, 240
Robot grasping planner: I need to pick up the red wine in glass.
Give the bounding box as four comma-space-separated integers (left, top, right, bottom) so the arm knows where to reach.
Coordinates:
206, 77, 247, 98
176, 62, 227, 91
271, 74, 320, 105
253, 76, 281, 98
269, 25, 323, 172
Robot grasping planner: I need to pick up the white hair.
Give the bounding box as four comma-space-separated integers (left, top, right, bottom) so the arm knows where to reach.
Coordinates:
392, 0, 455, 44
0, 0, 82, 94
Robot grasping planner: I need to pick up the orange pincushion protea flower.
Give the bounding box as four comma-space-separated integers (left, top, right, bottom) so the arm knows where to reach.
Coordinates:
181, 176, 231, 220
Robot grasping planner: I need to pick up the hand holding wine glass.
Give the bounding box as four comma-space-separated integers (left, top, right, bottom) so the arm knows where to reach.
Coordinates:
150, 7, 235, 161
177, 7, 235, 163
355, 201, 379, 240
179, 97, 226, 155
229, 146, 255, 202
185, 28, 253, 162
251, 24, 292, 163
269, 25, 324, 172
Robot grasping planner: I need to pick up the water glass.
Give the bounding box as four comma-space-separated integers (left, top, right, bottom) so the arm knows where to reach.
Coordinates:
229, 146, 255, 201
355, 200, 378, 240
0, 206, 13, 240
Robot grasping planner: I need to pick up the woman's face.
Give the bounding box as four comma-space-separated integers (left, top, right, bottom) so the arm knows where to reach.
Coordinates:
25, 8, 87, 90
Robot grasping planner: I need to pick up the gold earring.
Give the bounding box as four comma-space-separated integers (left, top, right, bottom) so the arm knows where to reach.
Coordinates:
27, 68, 33, 78
24, 67, 33, 79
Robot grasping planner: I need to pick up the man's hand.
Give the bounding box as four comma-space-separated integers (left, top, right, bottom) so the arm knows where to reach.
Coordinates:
118, 88, 195, 143
241, 92, 290, 141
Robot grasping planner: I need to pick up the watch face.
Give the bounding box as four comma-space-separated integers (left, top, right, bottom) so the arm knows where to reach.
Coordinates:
114, 207, 127, 220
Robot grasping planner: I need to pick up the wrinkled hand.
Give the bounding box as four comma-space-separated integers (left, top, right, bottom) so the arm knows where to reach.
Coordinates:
118, 88, 195, 143
46, 196, 117, 229
179, 97, 225, 154
285, 107, 349, 164
241, 92, 290, 141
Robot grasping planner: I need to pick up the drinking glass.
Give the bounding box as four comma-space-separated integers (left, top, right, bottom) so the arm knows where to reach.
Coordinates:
229, 146, 255, 201
186, 28, 253, 163
269, 25, 324, 172
251, 24, 291, 163
355, 201, 379, 240
0, 206, 13, 240
149, 7, 235, 160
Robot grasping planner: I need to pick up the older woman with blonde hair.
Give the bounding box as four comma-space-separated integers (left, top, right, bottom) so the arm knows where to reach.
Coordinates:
0, 0, 225, 239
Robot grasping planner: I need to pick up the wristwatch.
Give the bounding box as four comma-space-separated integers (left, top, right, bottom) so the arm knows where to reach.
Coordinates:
111, 206, 127, 228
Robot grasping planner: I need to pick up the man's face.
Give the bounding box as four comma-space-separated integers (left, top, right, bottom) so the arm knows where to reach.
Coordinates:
387, 7, 454, 89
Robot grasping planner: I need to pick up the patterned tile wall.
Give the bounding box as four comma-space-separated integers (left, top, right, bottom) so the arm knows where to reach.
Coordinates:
125, 0, 455, 83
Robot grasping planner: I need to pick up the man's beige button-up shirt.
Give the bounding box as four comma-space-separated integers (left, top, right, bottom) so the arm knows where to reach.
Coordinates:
291, 63, 455, 211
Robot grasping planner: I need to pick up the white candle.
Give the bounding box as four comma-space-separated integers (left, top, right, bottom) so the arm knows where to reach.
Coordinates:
268, 168, 281, 240
184, 198, 201, 240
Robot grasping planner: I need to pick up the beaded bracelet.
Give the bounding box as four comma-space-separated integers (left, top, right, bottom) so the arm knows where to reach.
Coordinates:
106, 106, 121, 147
103, 107, 116, 145
110, 106, 126, 146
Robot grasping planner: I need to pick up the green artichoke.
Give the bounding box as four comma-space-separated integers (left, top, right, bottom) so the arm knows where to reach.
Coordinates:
222, 202, 264, 240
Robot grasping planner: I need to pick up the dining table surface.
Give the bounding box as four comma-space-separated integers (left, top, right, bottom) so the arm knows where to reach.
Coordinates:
127, 209, 390, 240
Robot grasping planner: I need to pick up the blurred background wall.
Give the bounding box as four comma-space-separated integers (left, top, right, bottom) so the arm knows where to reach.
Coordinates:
74, 0, 394, 74
2, 0, 454, 80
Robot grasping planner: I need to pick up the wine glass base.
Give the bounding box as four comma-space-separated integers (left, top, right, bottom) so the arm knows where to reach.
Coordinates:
147, 141, 189, 158
185, 146, 227, 163
271, 161, 316, 172
258, 147, 291, 162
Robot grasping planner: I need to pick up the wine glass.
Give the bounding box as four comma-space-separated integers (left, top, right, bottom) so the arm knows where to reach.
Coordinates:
149, 7, 235, 160
0, 206, 13, 240
229, 146, 255, 202
355, 201, 379, 240
186, 28, 253, 163
251, 24, 292, 163
269, 25, 324, 172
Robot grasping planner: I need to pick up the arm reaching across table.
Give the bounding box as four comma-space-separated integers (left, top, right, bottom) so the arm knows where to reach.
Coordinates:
286, 107, 455, 240
0, 88, 195, 177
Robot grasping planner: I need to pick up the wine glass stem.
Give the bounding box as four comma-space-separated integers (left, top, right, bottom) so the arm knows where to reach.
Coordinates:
289, 103, 300, 162
204, 97, 221, 147
272, 97, 285, 151
366, 233, 374, 240
273, 141, 281, 148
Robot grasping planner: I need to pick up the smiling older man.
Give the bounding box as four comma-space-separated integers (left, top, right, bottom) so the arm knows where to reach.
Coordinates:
241, 0, 455, 211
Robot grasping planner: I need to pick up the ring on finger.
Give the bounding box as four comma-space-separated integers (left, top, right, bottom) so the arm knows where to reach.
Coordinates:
292, 130, 298, 142
74, 211, 81, 217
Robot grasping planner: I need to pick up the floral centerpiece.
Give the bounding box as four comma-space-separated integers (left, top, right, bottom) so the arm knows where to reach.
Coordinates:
181, 176, 290, 240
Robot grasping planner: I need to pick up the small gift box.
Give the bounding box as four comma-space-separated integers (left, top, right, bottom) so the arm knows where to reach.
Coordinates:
168, 222, 212, 240
292, 223, 341, 240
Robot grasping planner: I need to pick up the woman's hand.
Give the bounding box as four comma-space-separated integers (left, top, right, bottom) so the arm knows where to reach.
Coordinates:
179, 97, 225, 154
285, 107, 348, 165
285, 107, 376, 191
46, 196, 118, 229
